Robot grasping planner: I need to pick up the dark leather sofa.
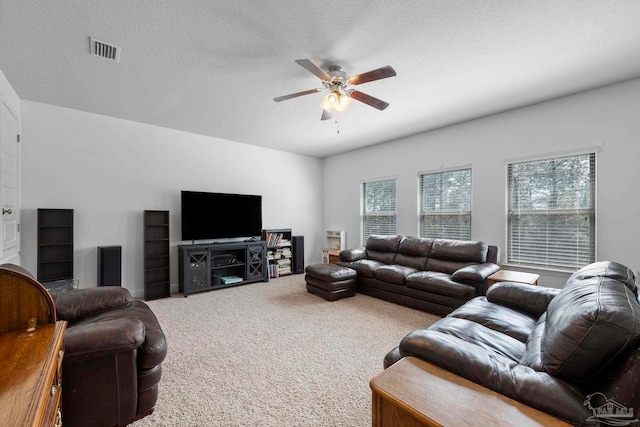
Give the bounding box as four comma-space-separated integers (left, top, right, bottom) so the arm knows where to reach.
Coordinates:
338, 234, 500, 316
385, 261, 640, 426
51, 286, 167, 427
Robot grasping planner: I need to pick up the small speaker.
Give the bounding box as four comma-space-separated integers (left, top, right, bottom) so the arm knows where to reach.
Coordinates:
98, 245, 122, 286
292, 235, 304, 274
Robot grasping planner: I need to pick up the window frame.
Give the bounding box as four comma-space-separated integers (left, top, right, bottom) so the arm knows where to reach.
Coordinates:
360, 177, 397, 246
505, 149, 597, 271
417, 166, 472, 241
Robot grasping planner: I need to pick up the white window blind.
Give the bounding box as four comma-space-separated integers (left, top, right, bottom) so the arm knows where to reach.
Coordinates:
419, 168, 472, 240
507, 152, 596, 270
361, 178, 396, 245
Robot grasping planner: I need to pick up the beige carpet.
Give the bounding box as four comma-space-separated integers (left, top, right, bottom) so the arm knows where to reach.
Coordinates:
131, 274, 438, 427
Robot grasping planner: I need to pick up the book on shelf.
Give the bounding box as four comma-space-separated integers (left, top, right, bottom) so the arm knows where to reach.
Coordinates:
277, 266, 292, 276
265, 232, 292, 248
220, 275, 243, 284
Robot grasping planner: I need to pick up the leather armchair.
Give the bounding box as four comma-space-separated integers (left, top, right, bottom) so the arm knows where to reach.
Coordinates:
51, 287, 167, 427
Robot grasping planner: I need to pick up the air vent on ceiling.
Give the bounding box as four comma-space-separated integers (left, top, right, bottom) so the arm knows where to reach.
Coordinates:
90, 37, 121, 63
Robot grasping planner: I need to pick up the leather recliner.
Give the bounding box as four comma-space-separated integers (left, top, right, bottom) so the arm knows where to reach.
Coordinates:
50, 286, 167, 427
385, 261, 640, 426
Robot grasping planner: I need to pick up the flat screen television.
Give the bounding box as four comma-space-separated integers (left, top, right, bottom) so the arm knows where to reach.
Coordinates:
181, 191, 262, 241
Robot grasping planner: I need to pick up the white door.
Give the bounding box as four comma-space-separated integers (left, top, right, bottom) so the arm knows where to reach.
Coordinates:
0, 97, 19, 256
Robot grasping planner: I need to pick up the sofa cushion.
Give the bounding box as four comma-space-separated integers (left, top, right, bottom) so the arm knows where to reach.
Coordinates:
486, 282, 561, 319
339, 259, 385, 278
305, 263, 357, 281
567, 260, 638, 294
395, 236, 433, 270
406, 271, 477, 300
425, 258, 476, 275
52, 287, 131, 323
374, 264, 417, 285
520, 314, 546, 371
451, 263, 500, 284
403, 317, 526, 364
541, 264, 640, 386
402, 286, 470, 309
429, 239, 488, 263
365, 234, 402, 264
338, 248, 366, 262
448, 297, 538, 343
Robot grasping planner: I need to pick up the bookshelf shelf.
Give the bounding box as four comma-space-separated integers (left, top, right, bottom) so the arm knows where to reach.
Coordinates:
262, 228, 303, 278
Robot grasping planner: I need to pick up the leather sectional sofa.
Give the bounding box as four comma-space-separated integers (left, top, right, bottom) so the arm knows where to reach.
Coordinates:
385, 261, 640, 426
338, 234, 500, 316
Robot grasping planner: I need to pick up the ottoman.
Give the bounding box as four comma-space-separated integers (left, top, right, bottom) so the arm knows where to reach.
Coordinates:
305, 263, 357, 301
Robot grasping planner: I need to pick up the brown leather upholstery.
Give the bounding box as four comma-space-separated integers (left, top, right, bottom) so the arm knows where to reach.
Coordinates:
305, 263, 357, 301
51, 286, 167, 427
338, 235, 500, 316
386, 261, 640, 426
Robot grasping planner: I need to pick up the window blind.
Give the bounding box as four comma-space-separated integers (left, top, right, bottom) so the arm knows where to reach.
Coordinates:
361, 178, 396, 245
419, 168, 471, 240
507, 152, 596, 269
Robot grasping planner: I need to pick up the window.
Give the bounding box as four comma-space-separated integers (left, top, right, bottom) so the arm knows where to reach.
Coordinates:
507, 152, 596, 270
419, 168, 472, 240
361, 178, 396, 245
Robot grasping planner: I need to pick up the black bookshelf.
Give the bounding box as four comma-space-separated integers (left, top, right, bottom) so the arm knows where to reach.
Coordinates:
143, 210, 170, 300
262, 228, 296, 278
37, 209, 74, 283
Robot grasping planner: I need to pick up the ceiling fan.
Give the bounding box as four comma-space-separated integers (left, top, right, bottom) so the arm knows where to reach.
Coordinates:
273, 59, 397, 120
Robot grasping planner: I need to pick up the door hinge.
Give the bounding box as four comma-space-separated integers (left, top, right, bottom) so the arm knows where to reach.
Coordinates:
17, 224, 20, 232
17, 134, 20, 143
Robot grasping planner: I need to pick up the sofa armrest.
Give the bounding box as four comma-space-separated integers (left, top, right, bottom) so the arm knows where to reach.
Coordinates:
340, 248, 366, 262
63, 317, 145, 363
486, 282, 561, 318
452, 262, 500, 283
51, 287, 131, 323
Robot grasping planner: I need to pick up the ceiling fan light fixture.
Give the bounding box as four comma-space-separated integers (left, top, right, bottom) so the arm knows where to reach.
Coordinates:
335, 93, 353, 112
275, 59, 396, 120
321, 90, 342, 112
320, 96, 335, 113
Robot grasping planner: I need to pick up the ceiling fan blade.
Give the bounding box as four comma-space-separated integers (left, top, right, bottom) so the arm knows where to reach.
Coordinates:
273, 88, 322, 102
321, 108, 333, 121
348, 65, 397, 85
295, 59, 331, 81
349, 90, 390, 110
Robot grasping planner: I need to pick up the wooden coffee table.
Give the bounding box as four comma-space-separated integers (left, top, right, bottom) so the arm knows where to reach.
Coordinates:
370, 356, 570, 427
487, 269, 539, 287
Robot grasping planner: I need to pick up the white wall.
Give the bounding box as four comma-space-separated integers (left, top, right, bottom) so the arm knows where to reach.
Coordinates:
20, 101, 323, 297
322, 78, 640, 288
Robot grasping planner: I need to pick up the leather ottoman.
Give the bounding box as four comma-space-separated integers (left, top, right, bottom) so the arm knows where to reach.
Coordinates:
305, 263, 357, 301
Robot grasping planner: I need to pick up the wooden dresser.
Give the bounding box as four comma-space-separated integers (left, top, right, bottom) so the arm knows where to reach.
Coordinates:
371, 356, 570, 427
0, 264, 67, 427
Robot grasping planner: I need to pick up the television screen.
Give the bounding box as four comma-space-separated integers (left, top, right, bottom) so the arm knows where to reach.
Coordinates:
181, 191, 262, 241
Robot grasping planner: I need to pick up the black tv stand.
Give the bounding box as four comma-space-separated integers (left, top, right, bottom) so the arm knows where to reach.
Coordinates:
178, 240, 268, 297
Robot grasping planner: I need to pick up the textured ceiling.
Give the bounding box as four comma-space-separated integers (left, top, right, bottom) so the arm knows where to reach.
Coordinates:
2, 1, 640, 158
